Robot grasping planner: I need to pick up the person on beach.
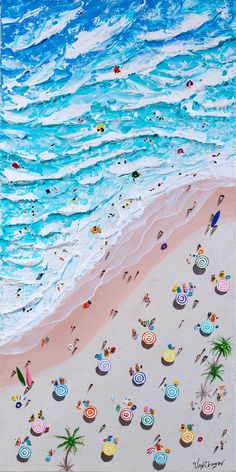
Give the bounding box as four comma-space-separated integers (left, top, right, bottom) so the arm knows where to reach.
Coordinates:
112, 310, 118, 318
193, 299, 199, 309
186, 201, 196, 217
99, 424, 106, 433
176, 347, 183, 356
123, 271, 128, 279
109, 309, 114, 317
127, 275, 132, 283
134, 270, 140, 280
87, 383, 93, 392
101, 340, 107, 350
105, 251, 110, 260
186, 184, 191, 192
72, 347, 77, 355
157, 230, 163, 240
178, 320, 184, 328
218, 194, 225, 205
201, 355, 208, 364
100, 270, 106, 278
25, 360, 31, 368
143, 293, 151, 306
70, 325, 76, 332
11, 369, 16, 377
159, 377, 166, 388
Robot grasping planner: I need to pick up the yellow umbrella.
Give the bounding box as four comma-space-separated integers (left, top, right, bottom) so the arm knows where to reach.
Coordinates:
162, 349, 176, 363
181, 431, 195, 444
102, 442, 116, 457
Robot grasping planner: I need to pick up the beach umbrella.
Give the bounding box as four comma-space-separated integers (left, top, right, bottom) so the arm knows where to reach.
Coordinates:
84, 405, 97, 420
26, 368, 32, 388
102, 442, 116, 456
211, 210, 220, 228
16, 367, 26, 386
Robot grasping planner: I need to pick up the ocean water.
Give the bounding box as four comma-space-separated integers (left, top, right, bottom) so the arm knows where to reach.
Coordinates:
1, 0, 235, 350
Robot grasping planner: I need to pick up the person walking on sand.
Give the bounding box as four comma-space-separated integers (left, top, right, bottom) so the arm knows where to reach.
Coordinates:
112, 310, 118, 318
87, 383, 93, 392
105, 251, 110, 260
100, 270, 106, 278
157, 230, 163, 240
70, 325, 76, 333
109, 309, 114, 317
143, 293, 151, 306
25, 360, 31, 368
101, 340, 107, 350
186, 201, 196, 217
177, 347, 183, 356
134, 270, 140, 280
201, 355, 208, 364
193, 299, 199, 309
178, 320, 184, 328
218, 194, 225, 205
159, 377, 166, 388
127, 275, 132, 283
72, 347, 77, 355
99, 424, 106, 433
123, 271, 128, 280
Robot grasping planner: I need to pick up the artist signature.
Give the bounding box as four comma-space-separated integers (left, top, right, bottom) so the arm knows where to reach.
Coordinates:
193, 459, 225, 470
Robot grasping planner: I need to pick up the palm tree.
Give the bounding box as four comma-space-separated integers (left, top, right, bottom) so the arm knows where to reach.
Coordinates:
55, 427, 85, 472
195, 383, 212, 402
210, 336, 232, 362
202, 361, 224, 385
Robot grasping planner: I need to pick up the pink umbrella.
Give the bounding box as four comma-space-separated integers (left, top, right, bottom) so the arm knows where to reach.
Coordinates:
26, 368, 32, 388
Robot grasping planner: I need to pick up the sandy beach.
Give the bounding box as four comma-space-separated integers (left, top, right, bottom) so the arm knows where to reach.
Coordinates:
0, 182, 235, 472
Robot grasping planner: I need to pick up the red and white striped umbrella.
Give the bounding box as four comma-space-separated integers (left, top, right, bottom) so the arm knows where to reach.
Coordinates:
142, 331, 156, 345
120, 408, 133, 422
83, 405, 97, 419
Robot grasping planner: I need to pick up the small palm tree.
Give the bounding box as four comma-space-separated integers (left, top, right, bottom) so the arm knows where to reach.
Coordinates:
202, 362, 224, 385
195, 383, 212, 402
55, 427, 85, 472
210, 336, 232, 362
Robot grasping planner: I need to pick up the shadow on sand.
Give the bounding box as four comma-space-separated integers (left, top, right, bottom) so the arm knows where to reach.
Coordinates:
101, 452, 113, 462
193, 264, 206, 275
52, 391, 65, 402
173, 300, 185, 310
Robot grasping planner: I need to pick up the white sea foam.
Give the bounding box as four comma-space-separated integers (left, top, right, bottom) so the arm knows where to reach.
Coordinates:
65, 17, 130, 58
139, 12, 213, 42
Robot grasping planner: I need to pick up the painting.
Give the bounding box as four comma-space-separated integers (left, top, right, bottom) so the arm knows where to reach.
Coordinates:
1, 1, 235, 471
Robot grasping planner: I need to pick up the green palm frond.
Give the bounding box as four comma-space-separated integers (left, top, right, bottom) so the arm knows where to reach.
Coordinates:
57, 441, 70, 449
202, 362, 224, 383
73, 427, 81, 437
55, 435, 69, 441
55, 427, 85, 455
210, 336, 232, 359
